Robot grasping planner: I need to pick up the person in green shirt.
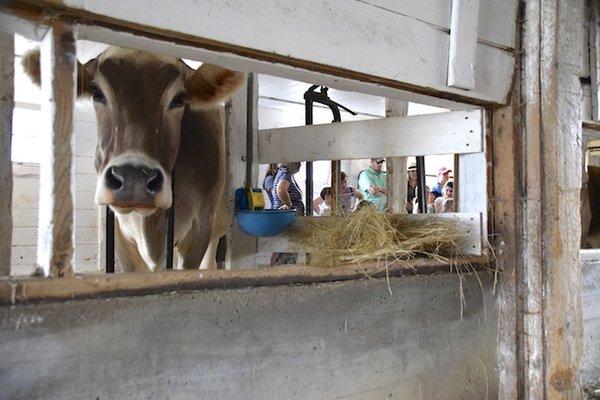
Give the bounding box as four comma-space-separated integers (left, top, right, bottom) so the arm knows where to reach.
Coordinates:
358, 158, 387, 212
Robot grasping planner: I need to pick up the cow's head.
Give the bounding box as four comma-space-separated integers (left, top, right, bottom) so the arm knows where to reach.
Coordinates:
22, 47, 244, 215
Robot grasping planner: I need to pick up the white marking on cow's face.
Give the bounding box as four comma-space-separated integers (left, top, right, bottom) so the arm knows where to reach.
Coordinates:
95, 151, 172, 214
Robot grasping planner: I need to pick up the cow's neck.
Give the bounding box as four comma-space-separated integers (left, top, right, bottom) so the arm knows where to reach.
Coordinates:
116, 210, 167, 270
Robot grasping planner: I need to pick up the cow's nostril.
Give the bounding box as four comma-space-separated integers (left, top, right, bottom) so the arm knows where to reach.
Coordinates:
105, 166, 123, 191
146, 170, 163, 194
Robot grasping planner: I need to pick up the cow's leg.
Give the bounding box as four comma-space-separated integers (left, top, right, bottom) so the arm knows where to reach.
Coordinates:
177, 217, 213, 269
199, 235, 220, 269
115, 223, 152, 272
199, 202, 228, 269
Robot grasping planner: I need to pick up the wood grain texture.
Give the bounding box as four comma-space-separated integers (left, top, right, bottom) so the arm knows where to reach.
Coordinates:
492, 105, 519, 400
519, 0, 584, 397
36, 21, 76, 278
258, 109, 484, 163
0, 32, 14, 277
0, 255, 490, 306
385, 99, 409, 214
225, 73, 258, 270
539, 0, 584, 396
589, 0, 600, 120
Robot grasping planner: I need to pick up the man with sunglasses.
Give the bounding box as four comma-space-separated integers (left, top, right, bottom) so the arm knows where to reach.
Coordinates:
358, 158, 387, 212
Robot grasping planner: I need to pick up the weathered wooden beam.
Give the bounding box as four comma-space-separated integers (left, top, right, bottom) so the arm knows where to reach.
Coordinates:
36, 21, 76, 277
589, 0, 600, 121
385, 99, 409, 214
519, 0, 584, 396
258, 213, 483, 256
0, 255, 491, 306
258, 109, 484, 163
492, 104, 519, 400
539, 0, 584, 396
0, 32, 14, 277
447, 0, 481, 90
224, 73, 258, 270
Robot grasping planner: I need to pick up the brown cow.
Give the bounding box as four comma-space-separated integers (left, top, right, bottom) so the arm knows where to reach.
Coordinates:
23, 47, 245, 271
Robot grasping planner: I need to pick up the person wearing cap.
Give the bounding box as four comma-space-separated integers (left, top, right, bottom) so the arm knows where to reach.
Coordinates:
358, 158, 387, 212
406, 163, 418, 213
434, 181, 454, 213
430, 166, 452, 204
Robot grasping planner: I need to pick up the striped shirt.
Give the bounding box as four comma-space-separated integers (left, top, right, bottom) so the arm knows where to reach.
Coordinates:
272, 167, 305, 214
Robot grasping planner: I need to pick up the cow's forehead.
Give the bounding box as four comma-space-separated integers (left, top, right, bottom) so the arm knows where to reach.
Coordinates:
93, 47, 186, 91
97, 47, 181, 69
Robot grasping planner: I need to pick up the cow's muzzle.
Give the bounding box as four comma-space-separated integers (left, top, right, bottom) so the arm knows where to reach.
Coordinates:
96, 158, 172, 213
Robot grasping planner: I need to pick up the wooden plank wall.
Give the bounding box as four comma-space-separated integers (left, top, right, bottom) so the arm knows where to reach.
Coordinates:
11, 105, 99, 276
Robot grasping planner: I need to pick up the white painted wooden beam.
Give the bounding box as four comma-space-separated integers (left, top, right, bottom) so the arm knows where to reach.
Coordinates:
36, 22, 76, 277
76, 24, 472, 111
457, 151, 487, 239
23, 0, 514, 105
258, 213, 483, 256
258, 109, 483, 163
385, 99, 409, 214
0, 32, 14, 277
447, 0, 481, 90
225, 73, 259, 270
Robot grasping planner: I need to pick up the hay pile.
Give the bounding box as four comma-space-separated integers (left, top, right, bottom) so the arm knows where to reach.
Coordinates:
291, 206, 468, 267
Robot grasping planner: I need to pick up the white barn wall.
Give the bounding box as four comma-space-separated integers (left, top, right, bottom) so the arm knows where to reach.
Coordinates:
11, 101, 100, 276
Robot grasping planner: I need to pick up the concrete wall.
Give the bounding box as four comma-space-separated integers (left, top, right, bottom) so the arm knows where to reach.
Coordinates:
0, 273, 497, 400
581, 250, 600, 396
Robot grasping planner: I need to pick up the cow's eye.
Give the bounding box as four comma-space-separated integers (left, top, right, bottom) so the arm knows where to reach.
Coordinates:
89, 84, 106, 104
169, 92, 187, 109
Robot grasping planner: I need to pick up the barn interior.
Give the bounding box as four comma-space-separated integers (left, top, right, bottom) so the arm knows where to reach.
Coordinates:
0, 1, 599, 399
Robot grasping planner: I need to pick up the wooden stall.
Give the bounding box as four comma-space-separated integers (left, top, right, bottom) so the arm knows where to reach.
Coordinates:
0, 0, 595, 399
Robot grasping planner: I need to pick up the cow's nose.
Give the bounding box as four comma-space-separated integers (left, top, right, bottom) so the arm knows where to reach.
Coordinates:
105, 166, 124, 191
145, 169, 163, 194
104, 164, 164, 204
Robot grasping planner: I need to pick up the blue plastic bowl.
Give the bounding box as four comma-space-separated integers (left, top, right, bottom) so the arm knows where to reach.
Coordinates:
236, 209, 297, 237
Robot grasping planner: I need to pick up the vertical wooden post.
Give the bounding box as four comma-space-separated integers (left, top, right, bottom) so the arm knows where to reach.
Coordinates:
225, 73, 258, 269
492, 104, 520, 400
519, 0, 584, 397
589, 0, 600, 121
36, 22, 76, 277
385, 99, 409, 213
0, 32, 14, 277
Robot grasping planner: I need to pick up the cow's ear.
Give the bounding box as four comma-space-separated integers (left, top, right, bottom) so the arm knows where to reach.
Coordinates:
21, 49, 96, 97
185, 63, 245, 107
